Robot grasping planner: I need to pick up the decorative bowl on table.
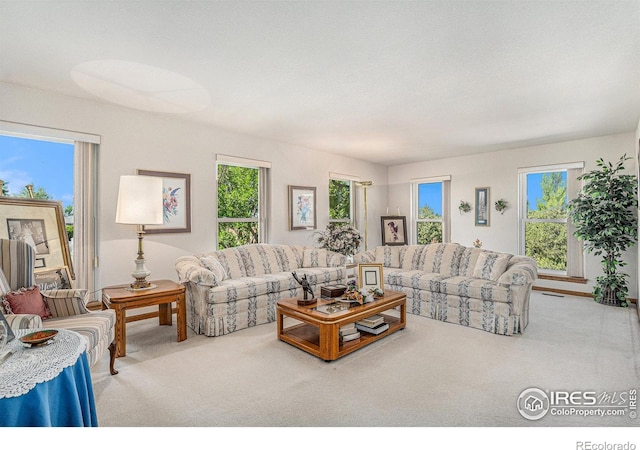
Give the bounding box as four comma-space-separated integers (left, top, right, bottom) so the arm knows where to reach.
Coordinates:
20, 329, 58, 346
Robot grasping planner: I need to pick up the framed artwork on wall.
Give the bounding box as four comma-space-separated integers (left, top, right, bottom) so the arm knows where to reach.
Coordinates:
380, 215, 407, 246
289, 185, 317, 230
475, 187, 490, 226
137, 170, 191, 234
0, 197, 74, 279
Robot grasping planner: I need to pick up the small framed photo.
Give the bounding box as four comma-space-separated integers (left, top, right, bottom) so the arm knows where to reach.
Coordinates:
381, 215, 407, 246
137, 170, 191, 234
34, 266, 73, 290
289, 185, 317, 230
475, 187, 490, 227
358, 263, 384, 292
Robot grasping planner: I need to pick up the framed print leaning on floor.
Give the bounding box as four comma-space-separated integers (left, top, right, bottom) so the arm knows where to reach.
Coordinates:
0, 197, 74, 279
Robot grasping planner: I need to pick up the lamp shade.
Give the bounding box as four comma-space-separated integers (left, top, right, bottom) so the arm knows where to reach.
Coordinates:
116, 175, 164, 225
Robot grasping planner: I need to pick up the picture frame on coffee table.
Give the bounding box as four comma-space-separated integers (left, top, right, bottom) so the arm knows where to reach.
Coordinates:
358, 263, 384, 292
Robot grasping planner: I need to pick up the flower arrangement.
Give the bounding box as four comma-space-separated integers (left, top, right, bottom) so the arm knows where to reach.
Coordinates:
494, 199, 508, 214
459, 200, 471, 214
315, 223, 362, 256
473, 239, 482, 248
343, 280, 383, 303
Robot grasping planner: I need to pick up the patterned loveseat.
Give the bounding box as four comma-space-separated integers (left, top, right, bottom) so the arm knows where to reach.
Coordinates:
353, 243, 537, 335
175, 243, 347, 337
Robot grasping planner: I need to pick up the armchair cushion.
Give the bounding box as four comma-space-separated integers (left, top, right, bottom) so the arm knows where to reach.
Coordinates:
41, 289, 90, 317
4, 286, 51, 319
5, 313, 43, 331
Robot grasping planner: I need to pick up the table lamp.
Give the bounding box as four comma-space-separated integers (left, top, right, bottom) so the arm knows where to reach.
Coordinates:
116, 175, 163, 290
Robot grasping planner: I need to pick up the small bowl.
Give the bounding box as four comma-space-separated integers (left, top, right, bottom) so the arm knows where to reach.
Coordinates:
20, 329, 58, 346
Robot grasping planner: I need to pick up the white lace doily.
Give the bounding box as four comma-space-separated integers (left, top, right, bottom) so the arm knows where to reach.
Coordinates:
0, 328, 86, 399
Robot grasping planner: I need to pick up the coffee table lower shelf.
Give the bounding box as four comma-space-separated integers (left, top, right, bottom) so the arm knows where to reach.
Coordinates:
277, 291, 406, 361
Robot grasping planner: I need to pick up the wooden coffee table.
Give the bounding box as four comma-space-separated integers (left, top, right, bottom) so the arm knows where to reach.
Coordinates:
277, 290, 406, 361
102, 279, 187, 357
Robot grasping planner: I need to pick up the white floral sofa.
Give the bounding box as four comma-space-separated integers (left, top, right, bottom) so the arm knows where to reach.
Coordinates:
175, 243, 347, 337
353, 243, 538, 335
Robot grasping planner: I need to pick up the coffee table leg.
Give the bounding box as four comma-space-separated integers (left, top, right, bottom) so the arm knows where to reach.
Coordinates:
277, 308, 283, 339
319, 323, 339, 361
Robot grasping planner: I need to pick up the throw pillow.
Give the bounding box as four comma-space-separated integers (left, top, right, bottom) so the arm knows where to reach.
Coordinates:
199, 256, 227, 283
472, 251, 512, 282
4, 286, 51, 320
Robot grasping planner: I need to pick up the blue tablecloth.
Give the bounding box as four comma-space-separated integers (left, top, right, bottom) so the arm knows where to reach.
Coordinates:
0, 343, 98, 427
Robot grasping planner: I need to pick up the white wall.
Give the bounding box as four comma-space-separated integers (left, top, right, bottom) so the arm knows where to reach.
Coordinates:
0, 83, 387, 289
388, 133, 639, 299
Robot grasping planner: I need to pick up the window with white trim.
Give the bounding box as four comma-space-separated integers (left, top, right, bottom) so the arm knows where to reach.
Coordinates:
518, 162, 584, 276
0, 123, 100, 293
328, 175, 355, 225
216, 155, 269, 249
412, 176, 451, 244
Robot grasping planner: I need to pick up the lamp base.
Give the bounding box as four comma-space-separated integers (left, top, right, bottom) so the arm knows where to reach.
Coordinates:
126, 282, 157, 292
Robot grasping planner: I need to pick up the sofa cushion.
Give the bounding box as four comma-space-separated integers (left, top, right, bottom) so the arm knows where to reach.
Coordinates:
385, 268, 449, 292
399, 245, 425, 270
211, 247, 246, 279
439, 276, 511, 303
46, 310, 116, 357
239, 244, 304, 276
375, 246, 401, 268
199, 256, 227, 282
472, 251, 512, 282
457, 247, 483, 277
418, 243, 464, 277
206, 267, 345, 305
303, 248, 328, 268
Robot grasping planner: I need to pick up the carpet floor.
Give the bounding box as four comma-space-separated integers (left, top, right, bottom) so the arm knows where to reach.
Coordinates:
90, 291, 640, 428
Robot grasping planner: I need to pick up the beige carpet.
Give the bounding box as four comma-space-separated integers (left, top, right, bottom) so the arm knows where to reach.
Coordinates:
90, 292, 639, 430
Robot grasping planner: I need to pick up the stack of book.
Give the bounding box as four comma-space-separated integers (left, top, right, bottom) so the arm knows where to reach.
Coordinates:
355, 314, 389, 335
339, 323, 361, 343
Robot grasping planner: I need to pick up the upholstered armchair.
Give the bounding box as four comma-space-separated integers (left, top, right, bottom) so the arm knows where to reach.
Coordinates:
0, 239, 117, 375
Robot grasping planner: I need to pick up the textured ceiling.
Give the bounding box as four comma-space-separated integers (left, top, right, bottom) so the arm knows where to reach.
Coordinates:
1, 0, 639, 166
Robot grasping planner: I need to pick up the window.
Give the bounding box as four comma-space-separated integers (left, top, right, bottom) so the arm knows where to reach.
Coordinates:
518, 163, 584, 276
412, 176, 451, 244
216, 155, 270, 249
329, 177, 355, 224
0, 123, 100, 293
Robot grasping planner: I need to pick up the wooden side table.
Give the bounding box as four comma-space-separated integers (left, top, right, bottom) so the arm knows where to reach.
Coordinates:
102, 279, 186, 357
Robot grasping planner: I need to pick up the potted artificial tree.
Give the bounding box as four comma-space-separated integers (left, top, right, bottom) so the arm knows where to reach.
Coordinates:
567, 155, 638, 307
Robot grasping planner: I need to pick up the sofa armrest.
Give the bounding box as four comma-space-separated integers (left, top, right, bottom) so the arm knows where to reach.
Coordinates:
353, 251, 375, 264
41, 289, 90, 317
497, 256, 538, 286
175, 256, 220, 287
326, 250, 347, 267
5, 313, 43, 331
